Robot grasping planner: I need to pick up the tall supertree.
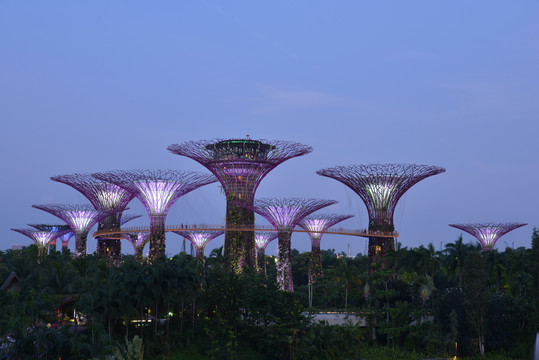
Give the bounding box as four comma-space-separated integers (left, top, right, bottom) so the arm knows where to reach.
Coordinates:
254, 231, 278, 274
28, 224, 72, 252
122, 232, 150, 263
449, 223, 527, 251
11, 228, 71, 261
317, 164, 445, 264
92, 169, 217, 261
242, 198, 337, 291
50, 173, 135, 262
172, 230, 224, 259
167, 138, 312, 272
298, 213, 353, 307
32, 204, 116, 257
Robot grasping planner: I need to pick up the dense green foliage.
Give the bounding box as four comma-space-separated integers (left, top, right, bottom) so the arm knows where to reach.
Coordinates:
0, 230, 538, 359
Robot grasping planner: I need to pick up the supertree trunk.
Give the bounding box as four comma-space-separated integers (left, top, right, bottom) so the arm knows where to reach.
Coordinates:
309, 244, 323, 285
276, 231, 293, 292
368, 223, 395, 265
225, 201, 255, 272
134, 246, 144, 263
74, 231, 89, 258
97, 213, 122, 264
256, 247, 266, 274
149, 216, 166, 261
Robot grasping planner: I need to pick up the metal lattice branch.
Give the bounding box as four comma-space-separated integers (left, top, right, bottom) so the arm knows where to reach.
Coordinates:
32, 204, 117, 257
51, 173, 135, 212
317, 164, 445, 229
92, 169, 217, 261
242, 197, 337, 291
449, 223, 527, 251
120, 214, 142, 226
167, 138, 312, 203
173, 230, 224, 258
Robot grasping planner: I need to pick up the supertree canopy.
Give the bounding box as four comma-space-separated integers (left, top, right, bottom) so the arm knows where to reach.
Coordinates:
12, 227, 71, 260
92, 169, 217, 261
167, 138, 313, 272
254, 231, 278, 273
299, 214, 353, 284
317, 164, 445, 263
50, 173, 135, 261
28, 224, 72, 251
32, 204, 116, 257
172, 230, 224, 259
122, 232, 150, 263
242, 198, 337, 292
449, 223, 527, 251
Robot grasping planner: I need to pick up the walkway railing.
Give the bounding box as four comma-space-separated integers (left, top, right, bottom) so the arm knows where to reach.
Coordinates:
93, 224, 398, 239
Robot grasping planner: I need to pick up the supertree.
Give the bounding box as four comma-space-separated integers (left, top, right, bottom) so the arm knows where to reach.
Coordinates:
50, 173, 135, 261
167, 138, 312, 272
254, 231, 278, 274
317, 164, 445, 264
11, 228, 71, 261
449, 223, 527, 251
32, 204, 117, 257
241, 198, 337, 291
122, 232, 150, 263
172, 230, 224, 259
298, 213, 353, 307
92, 169, 217, 261
28, 224, 72, 252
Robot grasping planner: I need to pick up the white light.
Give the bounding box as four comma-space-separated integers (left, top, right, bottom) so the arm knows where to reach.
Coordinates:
135, 181, 184, 214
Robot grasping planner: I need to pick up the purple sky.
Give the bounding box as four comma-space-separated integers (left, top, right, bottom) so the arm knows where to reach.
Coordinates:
2, 2, 538, 257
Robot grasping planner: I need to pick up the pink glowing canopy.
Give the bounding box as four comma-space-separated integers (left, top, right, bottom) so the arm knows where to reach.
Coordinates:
449, 223, 527, 251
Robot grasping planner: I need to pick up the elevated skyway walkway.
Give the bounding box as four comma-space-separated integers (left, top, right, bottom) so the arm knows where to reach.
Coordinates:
93, 224, 398, 240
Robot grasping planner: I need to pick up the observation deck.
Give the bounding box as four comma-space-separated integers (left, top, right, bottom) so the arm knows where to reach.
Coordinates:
93, 224, 398, 240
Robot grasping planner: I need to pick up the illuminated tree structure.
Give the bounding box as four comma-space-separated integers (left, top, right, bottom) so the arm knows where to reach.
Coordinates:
299, 214, 353, 306
167, 138, 312, 272
50, 173, 135, 262
92, 170, 217, 261
317, 164, 445, 264
122, 232, 150, 263
28, 224, 72, 252
242, 198, 337, 292
173, 230, 224, 259
11, 227, 70, 261
32, 204, 116, 257
254, 231, 278, 274
449, 223, 527, 251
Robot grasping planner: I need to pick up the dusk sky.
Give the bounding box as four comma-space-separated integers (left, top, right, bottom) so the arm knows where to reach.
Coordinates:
2, 2, 538, 257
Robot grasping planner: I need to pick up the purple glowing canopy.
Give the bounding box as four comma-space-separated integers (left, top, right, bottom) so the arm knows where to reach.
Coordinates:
50, 173, 134, 212
173, 230, 224, 257
167, 139, 312, 202
92, 170, 217, 217
449, 223, 527, 251
32, 204, 115, 235
11, 228, 69, 247
255, 231, 278, 250
317, 164, 445, 227
248, 198, 338, 232
298, 214, 354, 246
32, 204, 117, 257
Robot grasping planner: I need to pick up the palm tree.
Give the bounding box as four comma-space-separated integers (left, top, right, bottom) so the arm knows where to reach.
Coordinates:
335, 259, 360, 313
443, 235, 473, 287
